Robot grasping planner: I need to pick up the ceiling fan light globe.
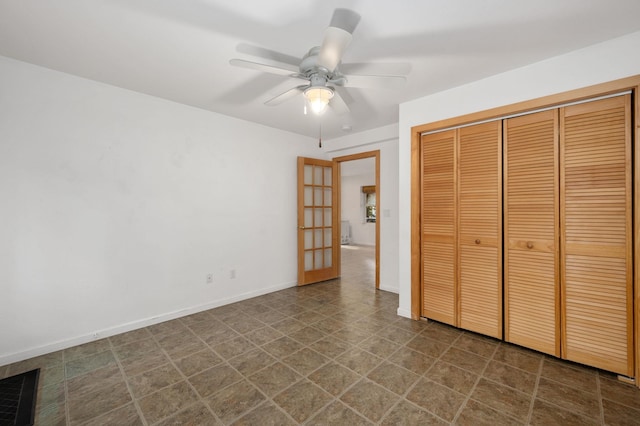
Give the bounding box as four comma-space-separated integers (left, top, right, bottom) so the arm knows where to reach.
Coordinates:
304, 87, 334, 115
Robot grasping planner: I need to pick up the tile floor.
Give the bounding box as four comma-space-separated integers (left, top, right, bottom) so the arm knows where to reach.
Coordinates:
2, 245, 640, 425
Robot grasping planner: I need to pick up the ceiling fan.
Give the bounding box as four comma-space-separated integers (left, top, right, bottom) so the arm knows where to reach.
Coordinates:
229, 8, 407, 115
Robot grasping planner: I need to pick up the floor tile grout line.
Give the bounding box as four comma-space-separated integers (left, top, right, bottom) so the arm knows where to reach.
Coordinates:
449, 332, 499, 424
525, 351, 545, 425
108, 337, 149, 426
63, 350, 71, 426
596, 371, 605, 425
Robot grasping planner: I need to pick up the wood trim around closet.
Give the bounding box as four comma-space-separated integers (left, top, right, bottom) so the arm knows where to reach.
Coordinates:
410, 75, 640, 386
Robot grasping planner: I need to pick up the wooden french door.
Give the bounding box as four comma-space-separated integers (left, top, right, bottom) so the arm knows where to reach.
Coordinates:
297, 157, 338, 285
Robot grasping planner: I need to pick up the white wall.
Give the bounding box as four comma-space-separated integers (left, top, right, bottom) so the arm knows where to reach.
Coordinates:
340, 170, 376, 246
322, 124, 400, 294
0, 56, 322, 365
397, 31, 640, 318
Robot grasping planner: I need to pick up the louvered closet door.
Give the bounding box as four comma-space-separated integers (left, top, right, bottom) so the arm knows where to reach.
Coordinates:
560, 95, 633, 376
421, 130, 456, 325
504, 110, 560, 356
458, 121, 502, 338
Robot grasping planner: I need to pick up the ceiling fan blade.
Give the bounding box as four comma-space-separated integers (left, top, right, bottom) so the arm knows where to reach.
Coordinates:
230, 58, 298, 77
329, 89, 350, 115
341, 62, 412, 76
317, 9, 361, 72
236, 43, 301, 68
334, 86, 354, 106
344, 74, 407, 90
265, 85, 306, 106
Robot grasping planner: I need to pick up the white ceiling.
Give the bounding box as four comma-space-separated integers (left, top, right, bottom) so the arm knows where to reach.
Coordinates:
2, 1, 640, 140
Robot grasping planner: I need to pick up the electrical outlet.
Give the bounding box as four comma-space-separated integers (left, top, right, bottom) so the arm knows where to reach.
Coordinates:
230, 269, 236, 279
92, 332, 99, 339
206, 273, 213, 284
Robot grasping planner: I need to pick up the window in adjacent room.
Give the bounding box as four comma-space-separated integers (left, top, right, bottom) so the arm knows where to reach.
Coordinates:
362, 185, 376, 223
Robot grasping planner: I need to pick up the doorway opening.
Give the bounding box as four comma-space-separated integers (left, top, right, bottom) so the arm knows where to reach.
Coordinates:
334, 151, 380, 289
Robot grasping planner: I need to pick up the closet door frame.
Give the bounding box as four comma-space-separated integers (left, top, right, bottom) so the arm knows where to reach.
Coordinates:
410, 75, 640, 387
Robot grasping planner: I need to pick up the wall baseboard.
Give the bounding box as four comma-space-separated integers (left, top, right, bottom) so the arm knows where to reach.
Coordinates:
378, 284, 399, 294
397, 307, 413, 319
0, 281, 297, 367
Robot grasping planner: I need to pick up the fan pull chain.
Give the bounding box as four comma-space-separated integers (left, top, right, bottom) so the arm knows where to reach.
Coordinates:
318, 121, 322, 148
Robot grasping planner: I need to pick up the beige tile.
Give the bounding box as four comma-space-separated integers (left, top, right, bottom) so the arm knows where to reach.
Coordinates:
210, 336, 256, 359
340, 379, 400, 422
600, 376, 640, 408
470, 378, 532, 423
358, 336, 400, 359
331, 325, 372, 345
112, 338, 159, 360
483, 360, 537, 394
174, 349, 222, 377
65, 350, 116, 379
367, 362, 420, 396
67, 381, 131, 425
155, 402, 221, 426
492, 344, 542, 374
310, 336, 353, 359
536, 377, 600, 419
119, 350, 168, 377
247, 362, 301, 397
147, 319, 189, 338
67, 364, 123, 400
456, 399, 525, 426
83, 403, 143, 426
8, 351, 63, 374
270, 317, 306, 334
64, 339, 110, 362
37, 381, 65, 408
424, 360, 478, 395
273, 379, 333, 423
244, 326, 284, 345
336, 347, 383, 375
137, 381, 199, 425
421, 322, 462, 344
38, 364, 65, 388
388, 347, 435, 375
376, 326, 417, 345
108, 327, 152, 347
405, 335, 451, 358
530, 399, 599, 425
541, 358, 598, 393
453, 333, 499, 358
282, 348, 329, 376
189, 364, 243, 398
232, 401, 296, 426
309, 362, 361, 396
307, 401, 374, 426
602, 398, 640, 425
441, 347, 488, 375
287, 326, 327, 345
207, 380, 266, 423
261, 336, 305, 358
128, 363, 183, 398
380, 400, 447, 426
36, 401, 67, 426
406, 378, 466, 422
228, 348, 275, 377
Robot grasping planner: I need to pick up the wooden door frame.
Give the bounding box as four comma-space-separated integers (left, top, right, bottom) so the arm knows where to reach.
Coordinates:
333, 150, 381, 289
410, 75, 640, 386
